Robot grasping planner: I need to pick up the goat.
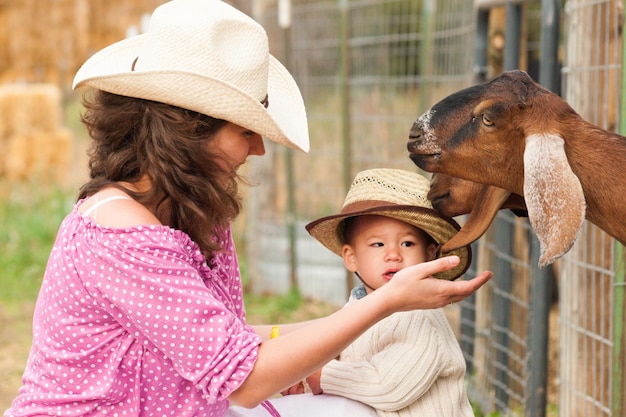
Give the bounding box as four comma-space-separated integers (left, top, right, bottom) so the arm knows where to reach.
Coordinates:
407, 70, 626, 267
428, 173, 527, 253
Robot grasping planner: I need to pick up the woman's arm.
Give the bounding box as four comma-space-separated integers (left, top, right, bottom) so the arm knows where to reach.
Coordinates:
228, 256, 491, 407
252, 320, 325, 341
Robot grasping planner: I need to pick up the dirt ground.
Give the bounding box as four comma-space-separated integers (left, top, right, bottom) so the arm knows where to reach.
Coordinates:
0, 302, 35, 411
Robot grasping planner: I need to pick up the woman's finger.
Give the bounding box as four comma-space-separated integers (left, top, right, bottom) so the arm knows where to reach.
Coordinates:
399, 255, 461, 280
442, 271, 493, 306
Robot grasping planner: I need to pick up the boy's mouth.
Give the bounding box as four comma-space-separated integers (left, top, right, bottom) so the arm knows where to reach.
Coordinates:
383, 269, 399, 281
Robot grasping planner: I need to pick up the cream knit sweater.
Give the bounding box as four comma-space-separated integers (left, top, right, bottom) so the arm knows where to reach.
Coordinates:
320, 295, 474, 417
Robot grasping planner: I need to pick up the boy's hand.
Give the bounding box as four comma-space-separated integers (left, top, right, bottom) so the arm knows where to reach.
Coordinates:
305, 369, 323, 395
281, 380, 305, 396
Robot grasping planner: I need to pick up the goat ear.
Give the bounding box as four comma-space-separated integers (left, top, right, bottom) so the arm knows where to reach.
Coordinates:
524, 134, 586, 267
441, 185, 511, 253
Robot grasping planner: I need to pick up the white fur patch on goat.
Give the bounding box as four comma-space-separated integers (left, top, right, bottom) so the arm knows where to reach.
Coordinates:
524, 133, 586, 267
415, 109, 441, 153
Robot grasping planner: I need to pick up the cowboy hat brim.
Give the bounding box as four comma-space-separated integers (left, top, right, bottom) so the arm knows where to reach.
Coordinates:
73, 34, 309, 152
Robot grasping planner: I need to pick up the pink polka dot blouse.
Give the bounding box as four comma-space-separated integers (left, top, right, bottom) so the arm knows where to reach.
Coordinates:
5, 201, 262, 417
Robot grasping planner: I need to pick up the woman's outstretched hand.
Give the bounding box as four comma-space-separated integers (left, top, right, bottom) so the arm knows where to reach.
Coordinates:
377, 255, 493, 311
229, 256, 491, 407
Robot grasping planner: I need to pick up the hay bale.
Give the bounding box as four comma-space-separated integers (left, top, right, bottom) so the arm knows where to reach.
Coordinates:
0, 84, 62, 137
4, 133, 33, 182
32, 128, 73, 183
4, 129, 72, 183
0, 83, 73, 184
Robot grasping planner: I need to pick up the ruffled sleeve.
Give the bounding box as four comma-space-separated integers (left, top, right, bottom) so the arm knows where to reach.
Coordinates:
74, 221, 262, 402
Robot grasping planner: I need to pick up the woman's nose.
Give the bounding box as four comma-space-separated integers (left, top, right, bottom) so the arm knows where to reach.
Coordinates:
249, 134, 265, 156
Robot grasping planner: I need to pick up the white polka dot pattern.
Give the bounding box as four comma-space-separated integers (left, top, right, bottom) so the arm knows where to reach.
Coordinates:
5, 201, 262, 417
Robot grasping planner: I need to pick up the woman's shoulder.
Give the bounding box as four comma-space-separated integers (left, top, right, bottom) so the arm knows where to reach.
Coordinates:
71, 196, 197, 256
78, 190, 161, 228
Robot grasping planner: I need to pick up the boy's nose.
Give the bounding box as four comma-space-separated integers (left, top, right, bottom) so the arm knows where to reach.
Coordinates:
385, 248, 402, 261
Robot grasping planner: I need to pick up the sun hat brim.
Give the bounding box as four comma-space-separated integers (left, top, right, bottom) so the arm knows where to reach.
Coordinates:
306, 204, 472, 281
72, 34, 309, 152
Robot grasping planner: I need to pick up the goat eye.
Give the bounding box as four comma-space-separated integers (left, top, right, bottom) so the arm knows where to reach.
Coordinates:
482, 114, 494, 126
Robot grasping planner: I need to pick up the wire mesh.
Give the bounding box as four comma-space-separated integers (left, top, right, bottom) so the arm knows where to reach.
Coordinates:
244, 0, 623, 416
557, 2, 622, 415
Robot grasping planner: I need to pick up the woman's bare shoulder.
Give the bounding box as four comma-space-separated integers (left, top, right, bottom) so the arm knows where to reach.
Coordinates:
78, 189, 161, 227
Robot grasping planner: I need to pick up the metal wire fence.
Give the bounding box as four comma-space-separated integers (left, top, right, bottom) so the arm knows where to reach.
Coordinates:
243, 1, 624, 416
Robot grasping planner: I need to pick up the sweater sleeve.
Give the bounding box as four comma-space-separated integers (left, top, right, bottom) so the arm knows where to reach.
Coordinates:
319, 310, 454, 411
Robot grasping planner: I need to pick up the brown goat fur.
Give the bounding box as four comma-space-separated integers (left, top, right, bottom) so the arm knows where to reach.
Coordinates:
408, 70, 626, 266
428, 173, 527, 253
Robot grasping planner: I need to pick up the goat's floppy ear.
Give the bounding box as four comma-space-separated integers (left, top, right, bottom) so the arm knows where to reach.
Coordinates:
441, 185, 511, 253
524, 133, 586, 267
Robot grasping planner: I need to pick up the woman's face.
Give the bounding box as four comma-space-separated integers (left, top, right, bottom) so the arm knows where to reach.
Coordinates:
209, 122, 266, 175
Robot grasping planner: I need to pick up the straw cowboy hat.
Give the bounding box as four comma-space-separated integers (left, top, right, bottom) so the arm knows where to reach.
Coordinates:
306, 168, 472, 280
72, 0, 309, 152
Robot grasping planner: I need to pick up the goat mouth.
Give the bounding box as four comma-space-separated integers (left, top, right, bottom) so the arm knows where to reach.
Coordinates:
408, 152, 441, 171
427, 191, 449, 210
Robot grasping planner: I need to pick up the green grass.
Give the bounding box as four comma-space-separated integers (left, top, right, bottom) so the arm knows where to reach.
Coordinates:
0, 183, 75, 308
0, 182, 75, 410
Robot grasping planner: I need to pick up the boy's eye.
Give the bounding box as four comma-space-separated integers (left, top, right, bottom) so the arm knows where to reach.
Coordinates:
401, 241, 415, 247
371, 242, 384, 247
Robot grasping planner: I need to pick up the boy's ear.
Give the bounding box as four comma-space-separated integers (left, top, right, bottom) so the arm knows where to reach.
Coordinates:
426, 242, 438, 261
341, 244, 358, 272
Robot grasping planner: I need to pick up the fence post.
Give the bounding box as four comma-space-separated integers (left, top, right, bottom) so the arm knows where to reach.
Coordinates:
503, 2, 522, 72
613, 245, 625, 417
418, 0, 435, 113
491, 3, 523, 411
460, 242, 480, 374
612, 11, 626, 413
492, 213, 514, 410
460, 6, 489, 378
474, 8, 490, 83
525, 2, 560, 416
279, 0, 299, 293
338, 0, 353, 297
526, 233, 552, 417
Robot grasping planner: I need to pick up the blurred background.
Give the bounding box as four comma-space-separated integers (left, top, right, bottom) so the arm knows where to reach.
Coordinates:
0, 1, 624, 416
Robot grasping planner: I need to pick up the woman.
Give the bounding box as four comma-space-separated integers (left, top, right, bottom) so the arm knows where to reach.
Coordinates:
4, 1, 492, 416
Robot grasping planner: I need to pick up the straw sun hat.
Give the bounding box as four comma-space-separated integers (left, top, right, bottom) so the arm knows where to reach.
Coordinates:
72, 0, 309, 152
306, 168, 472, 281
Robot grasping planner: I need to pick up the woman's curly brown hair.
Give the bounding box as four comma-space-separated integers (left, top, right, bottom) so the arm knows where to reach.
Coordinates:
78, 90, 242, 257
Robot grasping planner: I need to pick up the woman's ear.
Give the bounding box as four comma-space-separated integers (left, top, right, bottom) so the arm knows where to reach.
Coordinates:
341, 244, 358, 272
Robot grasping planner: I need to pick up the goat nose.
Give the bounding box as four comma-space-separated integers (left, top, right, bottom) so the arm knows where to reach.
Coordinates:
407, 132, 422, 152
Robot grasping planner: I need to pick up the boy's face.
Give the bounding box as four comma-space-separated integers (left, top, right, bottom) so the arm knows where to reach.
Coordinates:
341, 215, 437, 294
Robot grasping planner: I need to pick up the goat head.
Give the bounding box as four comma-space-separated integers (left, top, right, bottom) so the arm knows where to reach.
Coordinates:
407, 70, 588, 267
